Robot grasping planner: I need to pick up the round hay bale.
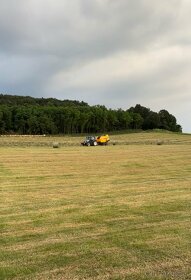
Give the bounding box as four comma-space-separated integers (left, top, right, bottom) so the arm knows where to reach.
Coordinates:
157, 140, 163, 145
52, 142, 60, 148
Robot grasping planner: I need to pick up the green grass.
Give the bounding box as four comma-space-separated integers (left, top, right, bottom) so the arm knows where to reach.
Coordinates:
0, 132, 191, 279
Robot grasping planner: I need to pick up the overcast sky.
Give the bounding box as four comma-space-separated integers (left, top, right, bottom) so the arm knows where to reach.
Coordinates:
0, 0, 191, 132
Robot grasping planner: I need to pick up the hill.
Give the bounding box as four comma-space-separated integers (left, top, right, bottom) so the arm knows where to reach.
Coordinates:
0, 131, 190, 279
0, 131, 190, 147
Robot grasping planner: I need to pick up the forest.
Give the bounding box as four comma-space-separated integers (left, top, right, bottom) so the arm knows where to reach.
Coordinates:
0, 94, 182, 135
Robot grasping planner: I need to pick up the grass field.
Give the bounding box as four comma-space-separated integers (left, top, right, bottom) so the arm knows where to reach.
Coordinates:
0, 132, 191, 279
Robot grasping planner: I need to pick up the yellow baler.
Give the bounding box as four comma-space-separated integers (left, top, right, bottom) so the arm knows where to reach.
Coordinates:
96, 134, 110, 145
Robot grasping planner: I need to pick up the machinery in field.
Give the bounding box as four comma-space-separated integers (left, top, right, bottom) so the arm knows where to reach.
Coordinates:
81, 136, 98, 146
96, 134, 110, 145
81, 134, 110, 146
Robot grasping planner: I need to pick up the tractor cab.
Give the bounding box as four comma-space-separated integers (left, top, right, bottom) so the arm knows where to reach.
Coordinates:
81, 136, 97, 146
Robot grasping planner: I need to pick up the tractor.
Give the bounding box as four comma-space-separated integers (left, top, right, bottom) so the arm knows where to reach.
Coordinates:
81, 136, 98, 146
81, 134, 110, 146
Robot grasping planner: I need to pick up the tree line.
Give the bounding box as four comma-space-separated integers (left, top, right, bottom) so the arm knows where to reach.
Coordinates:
0, 94, 182, 134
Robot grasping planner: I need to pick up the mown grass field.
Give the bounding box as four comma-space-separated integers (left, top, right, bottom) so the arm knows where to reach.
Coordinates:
0, 132, 191, 280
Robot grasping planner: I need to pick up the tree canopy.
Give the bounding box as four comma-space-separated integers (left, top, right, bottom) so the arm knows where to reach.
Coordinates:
0, 94, 182, 135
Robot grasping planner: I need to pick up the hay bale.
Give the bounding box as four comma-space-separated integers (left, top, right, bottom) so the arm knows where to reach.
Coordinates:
52, 142, 60, 148
157, 140, 163, 145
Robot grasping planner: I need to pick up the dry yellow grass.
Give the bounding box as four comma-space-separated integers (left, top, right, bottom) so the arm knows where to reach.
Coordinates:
0, 132, 191, 279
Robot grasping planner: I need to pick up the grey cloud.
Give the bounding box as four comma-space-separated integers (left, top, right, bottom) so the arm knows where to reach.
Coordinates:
0, 0, 182, 57
0, 0, 191, 132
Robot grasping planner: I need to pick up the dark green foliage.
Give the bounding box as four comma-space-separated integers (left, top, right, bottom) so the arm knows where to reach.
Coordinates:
0, 94, 88, 107
129, 104, 182, 132
0, 95, 182, 135
158, 109, 181, 132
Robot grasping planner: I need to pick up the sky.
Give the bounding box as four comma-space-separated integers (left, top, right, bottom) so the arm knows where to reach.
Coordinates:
0, 0, 191, 133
